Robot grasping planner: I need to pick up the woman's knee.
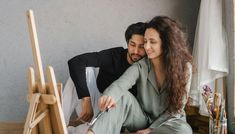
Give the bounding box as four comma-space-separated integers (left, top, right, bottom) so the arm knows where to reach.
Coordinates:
150, 119, 192, 134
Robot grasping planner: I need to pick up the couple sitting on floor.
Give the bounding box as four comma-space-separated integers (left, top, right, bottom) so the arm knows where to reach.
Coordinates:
63, 16, 194, 134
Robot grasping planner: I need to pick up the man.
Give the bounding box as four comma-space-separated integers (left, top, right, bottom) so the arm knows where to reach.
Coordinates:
63, 22, 146, 127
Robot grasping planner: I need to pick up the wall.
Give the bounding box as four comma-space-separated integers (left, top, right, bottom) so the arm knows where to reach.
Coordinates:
225, 0, 234, 133
0, 0, 200, 121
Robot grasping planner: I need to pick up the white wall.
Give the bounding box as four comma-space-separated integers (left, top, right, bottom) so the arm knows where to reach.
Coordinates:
0, 0, 200, 121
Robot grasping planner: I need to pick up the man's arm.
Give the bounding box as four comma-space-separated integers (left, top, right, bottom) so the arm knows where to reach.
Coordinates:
68, 52, 99, 99
68, 47, 124, 99
67, 47, 124, 123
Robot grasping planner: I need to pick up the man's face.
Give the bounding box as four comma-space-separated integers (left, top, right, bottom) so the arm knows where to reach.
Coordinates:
127, 34, 146, 64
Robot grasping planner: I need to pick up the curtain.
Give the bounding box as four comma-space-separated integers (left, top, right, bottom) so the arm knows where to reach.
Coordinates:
190, 0, 228, 116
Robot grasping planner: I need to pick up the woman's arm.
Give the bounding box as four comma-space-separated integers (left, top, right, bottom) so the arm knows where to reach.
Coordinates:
99, 63, 140, 109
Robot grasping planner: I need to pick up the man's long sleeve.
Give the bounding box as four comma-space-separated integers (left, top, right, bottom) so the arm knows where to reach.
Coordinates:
68, 47, 125, 99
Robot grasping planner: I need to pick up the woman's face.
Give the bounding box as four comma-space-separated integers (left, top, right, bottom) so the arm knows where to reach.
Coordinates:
144, 28, 163, 59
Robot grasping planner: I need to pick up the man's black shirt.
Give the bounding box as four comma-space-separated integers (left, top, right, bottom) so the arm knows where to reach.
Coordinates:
68, 47, 137, 99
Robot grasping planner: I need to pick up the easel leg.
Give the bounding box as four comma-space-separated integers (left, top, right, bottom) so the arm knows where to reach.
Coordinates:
23, 93, 41, 134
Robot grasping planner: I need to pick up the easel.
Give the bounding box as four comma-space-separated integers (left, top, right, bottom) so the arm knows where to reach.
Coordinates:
23, 9, 67, 134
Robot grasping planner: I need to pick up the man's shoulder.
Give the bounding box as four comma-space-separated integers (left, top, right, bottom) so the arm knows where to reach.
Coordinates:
99, 47, 127, 58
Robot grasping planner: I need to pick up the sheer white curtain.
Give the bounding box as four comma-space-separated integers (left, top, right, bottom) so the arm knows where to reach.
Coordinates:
190, 0, 228, 116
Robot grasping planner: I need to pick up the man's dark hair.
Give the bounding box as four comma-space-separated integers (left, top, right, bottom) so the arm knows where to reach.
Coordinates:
125, 22, 146, 43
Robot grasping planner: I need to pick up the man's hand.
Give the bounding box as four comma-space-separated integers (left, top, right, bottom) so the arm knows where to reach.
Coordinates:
135, 128, 151, 134
79, 97, 93, 122
98, 95, 116, 111
68, 97, 93, 127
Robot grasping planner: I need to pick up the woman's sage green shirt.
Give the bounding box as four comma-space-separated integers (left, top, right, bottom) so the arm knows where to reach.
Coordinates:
103, 57, 192, 129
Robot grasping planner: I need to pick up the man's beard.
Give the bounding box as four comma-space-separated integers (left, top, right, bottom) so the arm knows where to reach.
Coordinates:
129, 53, 142, 62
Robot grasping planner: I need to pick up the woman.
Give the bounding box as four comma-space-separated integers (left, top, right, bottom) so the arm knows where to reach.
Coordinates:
87, 16, 194, 134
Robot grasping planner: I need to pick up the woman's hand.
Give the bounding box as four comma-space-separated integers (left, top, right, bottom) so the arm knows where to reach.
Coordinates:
98, 95, 116, 111
135, 128, 152, 134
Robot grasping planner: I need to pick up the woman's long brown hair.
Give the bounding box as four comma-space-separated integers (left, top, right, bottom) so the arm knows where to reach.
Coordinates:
146, 16, 194, 112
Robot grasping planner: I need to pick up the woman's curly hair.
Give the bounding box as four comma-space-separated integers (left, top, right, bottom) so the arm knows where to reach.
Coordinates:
146, 16, 194, 111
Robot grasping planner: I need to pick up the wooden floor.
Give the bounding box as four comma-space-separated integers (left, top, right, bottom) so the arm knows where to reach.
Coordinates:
0, 116, 234, 134
0, 122, 24, 134
0, 121, 201, 134
0, 121, 204, 134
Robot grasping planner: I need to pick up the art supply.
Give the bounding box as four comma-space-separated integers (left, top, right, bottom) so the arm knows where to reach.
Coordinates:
202, 84, 227, 134
88, 107, 110, 126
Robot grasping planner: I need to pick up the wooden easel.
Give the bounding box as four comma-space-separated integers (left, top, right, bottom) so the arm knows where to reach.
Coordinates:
23, 9, 67, 134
